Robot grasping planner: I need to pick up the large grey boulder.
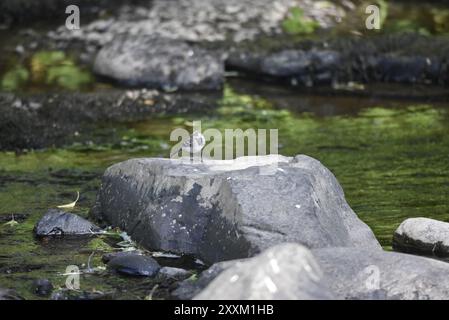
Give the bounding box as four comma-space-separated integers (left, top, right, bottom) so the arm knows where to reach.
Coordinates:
393, 218, 449, 257
35, 209, 102, 237
194, 243, 335, 300
94, 35, 224, 91
313, 247, 449, 300
92, 154, 380, 264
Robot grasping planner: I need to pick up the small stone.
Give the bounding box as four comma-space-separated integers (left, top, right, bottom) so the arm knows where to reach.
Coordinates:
31, 279, 53, 296
107, 254, 160, 277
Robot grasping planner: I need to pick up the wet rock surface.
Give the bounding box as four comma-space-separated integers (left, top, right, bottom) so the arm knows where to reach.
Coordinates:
94, 35, 224, 90
107, 254, 161, 277
393, 218, 449, 257
92, 154, 380, 264
194, 243, 334, 300
34, 209, 102, 237
313, 247, 449, 300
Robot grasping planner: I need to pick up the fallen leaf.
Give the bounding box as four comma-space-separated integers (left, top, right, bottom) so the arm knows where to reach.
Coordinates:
4, 219, 19, 227
57, 191, 80, 209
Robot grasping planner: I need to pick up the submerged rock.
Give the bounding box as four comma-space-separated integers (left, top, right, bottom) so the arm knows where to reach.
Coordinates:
31, 279, 53, 297
92, 154, 380, 264
94, 35, 224, 90
393, 218, 449, 257
194, 243, 334, 300
34, 209, 102, 237
107, 254, 161, 277
313, 247, 449, 300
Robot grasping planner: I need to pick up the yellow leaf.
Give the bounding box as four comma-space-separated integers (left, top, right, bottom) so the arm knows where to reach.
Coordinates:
57, 191, 80, 209
4, 219, 19, 227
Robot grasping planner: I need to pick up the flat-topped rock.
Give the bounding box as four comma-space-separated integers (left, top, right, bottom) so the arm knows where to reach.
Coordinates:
393, 217, 449, 257
92, 154, 380, 264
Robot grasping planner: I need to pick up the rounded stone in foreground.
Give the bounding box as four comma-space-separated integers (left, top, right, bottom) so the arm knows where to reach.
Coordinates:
393, 217, 449, 257
107, 254, 161, 277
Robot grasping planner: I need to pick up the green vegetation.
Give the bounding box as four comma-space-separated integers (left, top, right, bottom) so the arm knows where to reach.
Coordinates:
1, 66, 29, 91
282, 7, 319, 35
